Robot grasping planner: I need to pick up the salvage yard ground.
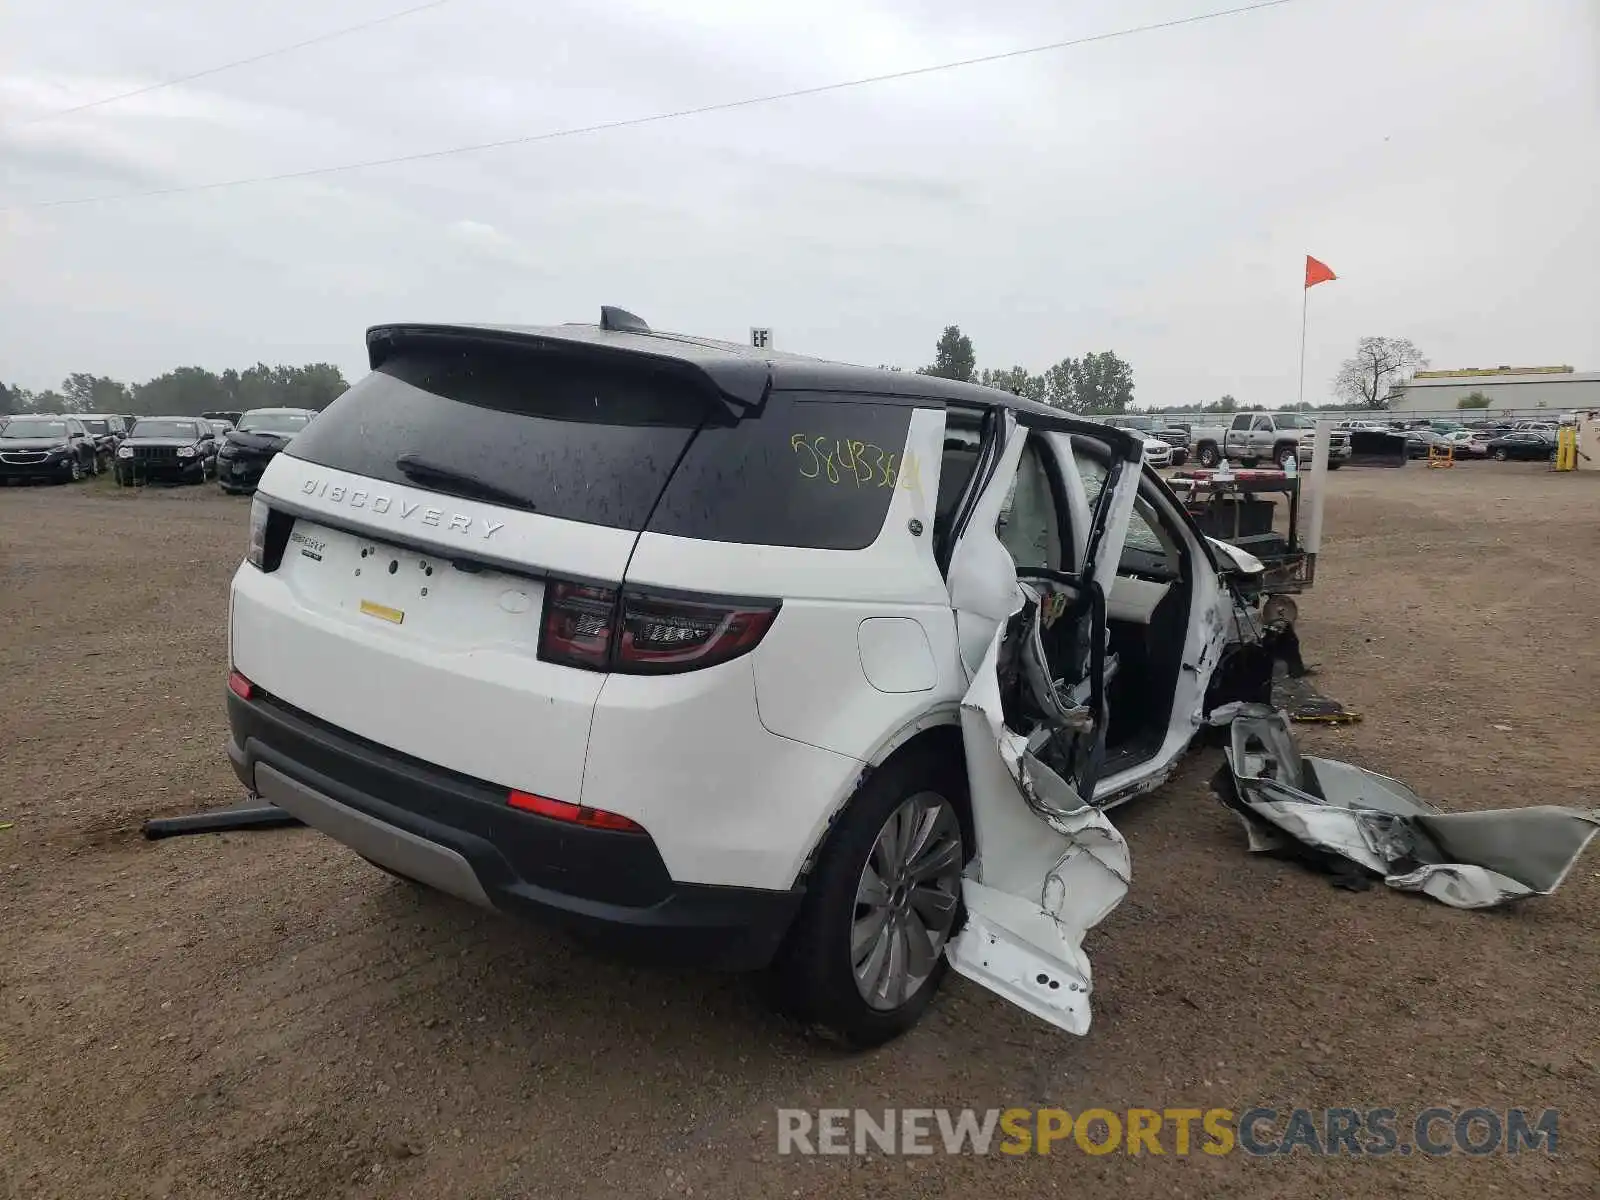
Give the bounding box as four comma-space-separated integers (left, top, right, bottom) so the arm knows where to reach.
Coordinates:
2, 464, 1597, 1199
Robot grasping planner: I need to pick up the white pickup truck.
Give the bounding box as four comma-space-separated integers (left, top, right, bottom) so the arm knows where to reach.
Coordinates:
1188, 412, 1350, 470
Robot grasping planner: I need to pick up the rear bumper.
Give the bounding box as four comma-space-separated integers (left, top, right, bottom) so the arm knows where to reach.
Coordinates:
225, 688, 804, 970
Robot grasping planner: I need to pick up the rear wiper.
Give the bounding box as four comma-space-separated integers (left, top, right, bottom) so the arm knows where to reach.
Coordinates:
393, 453, 538, 512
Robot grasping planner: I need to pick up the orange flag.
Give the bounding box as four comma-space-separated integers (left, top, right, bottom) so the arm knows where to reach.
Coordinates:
1305, 255, 1337, 289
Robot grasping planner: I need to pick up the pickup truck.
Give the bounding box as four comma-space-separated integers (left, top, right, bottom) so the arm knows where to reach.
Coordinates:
1188, 412, 1350, 470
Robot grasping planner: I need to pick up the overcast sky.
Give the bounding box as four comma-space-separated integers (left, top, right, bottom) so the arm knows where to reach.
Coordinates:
2, 0, 1596, 408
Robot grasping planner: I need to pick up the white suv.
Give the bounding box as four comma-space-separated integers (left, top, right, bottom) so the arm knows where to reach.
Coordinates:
225, 309, 1269, 1046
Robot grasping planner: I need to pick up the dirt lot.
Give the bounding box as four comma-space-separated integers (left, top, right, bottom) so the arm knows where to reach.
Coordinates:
2, 464, 1597, 1199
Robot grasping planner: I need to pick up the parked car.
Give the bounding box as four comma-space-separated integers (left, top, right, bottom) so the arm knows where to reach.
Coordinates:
216, 408, 316, 494
1439, 430, 1490, 458
224, 309, 1288, 1046
1189, 412, 1351, 470
1485, 431, 1555, 462
0, 414, 100, 484
1403, 430, 1447, 459
202, 410, 245, 426
207, 418, 236, 438
76, 413, 130, 471
1107, 414, 1188, 453
114, 416, 218, 485
1141, 436, 1173, 469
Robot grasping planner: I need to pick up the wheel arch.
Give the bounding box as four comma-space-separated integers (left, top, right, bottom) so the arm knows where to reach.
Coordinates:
792, 714, 971, 887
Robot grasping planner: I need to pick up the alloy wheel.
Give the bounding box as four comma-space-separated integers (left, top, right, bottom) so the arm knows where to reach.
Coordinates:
851, 791, 963, 1011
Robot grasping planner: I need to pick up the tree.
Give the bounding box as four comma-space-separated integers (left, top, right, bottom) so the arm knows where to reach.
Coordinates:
919, 325, 976, 383
1333, 337, 1428, 409
1208, 394, 1239, 413
1041, 352, 1135, 413
60, 373, 132, 413
1075, 351, 1135, 413
979, 366, 1045, 402
132, 367, 233, 416
1457, 390, 1492, 409
0, 382, 12, 416
1043, 358, 1081, 410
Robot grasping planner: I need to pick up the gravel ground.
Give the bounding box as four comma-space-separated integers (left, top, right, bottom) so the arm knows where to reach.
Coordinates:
2, 464, 1597, 1199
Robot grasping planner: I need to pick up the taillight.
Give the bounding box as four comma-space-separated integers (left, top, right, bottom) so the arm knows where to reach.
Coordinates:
538, 581, 617, 669
246, 498, 269, 569
537, 581, 780, 674
617, 590, 779, 673
227, 669, 254, 700
245, 499, 292, 572
507, 789, 644, 833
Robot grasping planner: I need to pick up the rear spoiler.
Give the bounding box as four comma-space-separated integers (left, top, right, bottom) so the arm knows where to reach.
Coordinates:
365, 323, 771, 419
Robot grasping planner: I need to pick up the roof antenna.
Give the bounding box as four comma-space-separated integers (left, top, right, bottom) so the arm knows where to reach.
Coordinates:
599, 306, 651, 333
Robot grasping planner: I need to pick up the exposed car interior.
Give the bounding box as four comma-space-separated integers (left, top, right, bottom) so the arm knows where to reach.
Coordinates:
984, 431, 1203, 789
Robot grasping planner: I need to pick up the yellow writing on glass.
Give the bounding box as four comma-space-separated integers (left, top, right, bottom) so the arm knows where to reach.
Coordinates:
791, 434, 921, 494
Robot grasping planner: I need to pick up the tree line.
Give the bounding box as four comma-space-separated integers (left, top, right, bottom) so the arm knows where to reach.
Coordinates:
911, 325, 1138, 414
900, 327, 1426, 414
0, 363, 349, 418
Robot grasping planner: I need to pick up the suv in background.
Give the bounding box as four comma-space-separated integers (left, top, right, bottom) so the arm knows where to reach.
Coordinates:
114, 416, 218, 485
0, 414, 100, 483
76, 414, 129, 471
225, 309, 1272, 1046
216, 408, 315, 494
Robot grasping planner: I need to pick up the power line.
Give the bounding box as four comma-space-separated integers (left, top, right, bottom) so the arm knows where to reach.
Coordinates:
8, 0, 1301, 212
4, 0, 457, 128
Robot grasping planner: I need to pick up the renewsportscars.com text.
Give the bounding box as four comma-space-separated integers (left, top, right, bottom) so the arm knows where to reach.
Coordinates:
776, 1106, 1559, 1157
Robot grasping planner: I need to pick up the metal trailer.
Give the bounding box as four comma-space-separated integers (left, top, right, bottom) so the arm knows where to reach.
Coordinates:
1170, 466, 1313, 614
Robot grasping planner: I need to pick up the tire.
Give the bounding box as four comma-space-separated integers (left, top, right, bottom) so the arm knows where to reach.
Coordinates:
1275, 446, 1297, 471
770, 748, 968, 1048
68, 458, 84, 482
1493, 449, 1508, 462
1197, 444, 1220, 468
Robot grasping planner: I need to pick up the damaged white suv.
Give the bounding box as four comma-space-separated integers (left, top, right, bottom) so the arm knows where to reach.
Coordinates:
225, 309, 1270, 1047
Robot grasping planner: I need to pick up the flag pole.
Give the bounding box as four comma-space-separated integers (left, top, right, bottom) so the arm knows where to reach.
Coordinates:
1296, 282, 1309, 406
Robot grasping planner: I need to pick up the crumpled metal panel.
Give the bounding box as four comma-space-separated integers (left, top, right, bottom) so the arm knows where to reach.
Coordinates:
946, 613, 1130, 1034
1216, 706, 1600, 908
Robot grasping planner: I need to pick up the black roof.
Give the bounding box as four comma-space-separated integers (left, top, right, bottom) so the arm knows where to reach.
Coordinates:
364, 312, 1134, 450
366, 318, 1004, 406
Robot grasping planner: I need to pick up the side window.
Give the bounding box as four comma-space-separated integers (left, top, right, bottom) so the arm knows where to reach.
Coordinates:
1231, 415, 1252, 431
1077, 452, 1108, 510
996, 441, 1062, 571
1251, 415, 1273, 432
1070, 445, 1177, 574
933, 425, 982, 550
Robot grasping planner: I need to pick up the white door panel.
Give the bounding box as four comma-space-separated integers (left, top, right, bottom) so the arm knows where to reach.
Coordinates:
942, 416, 1143, 1035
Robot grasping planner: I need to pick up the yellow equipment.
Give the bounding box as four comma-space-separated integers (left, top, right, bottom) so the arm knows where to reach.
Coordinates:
1554, 425, 1578, 471
1427, 442, 1455, 469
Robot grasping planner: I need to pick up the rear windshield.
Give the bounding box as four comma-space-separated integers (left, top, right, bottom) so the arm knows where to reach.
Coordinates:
287, 345, 714, 531
286, 344, 916, 548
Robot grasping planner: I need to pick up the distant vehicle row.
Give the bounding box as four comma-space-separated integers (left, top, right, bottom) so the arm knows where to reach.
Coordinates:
0, 408, 315, 488
1103, 412, 1350, 470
